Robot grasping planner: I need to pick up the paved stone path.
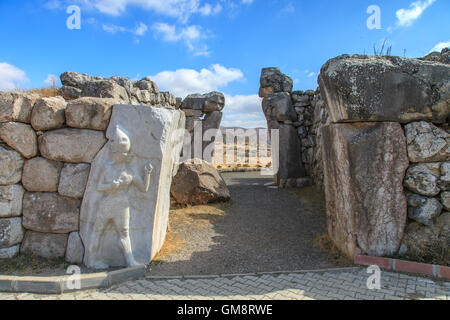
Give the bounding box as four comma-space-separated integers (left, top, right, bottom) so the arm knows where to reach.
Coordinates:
1, 268, 448, 300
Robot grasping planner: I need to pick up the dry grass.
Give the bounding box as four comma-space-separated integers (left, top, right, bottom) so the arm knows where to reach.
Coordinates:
16, 87, 60, 98
0, 252, 70, 276
313, 233, 352, 267
153, 202, 231, 263
213, 140, 272, 171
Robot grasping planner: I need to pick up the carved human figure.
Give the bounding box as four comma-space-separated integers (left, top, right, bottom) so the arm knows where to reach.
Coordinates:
90, 126, 153, 268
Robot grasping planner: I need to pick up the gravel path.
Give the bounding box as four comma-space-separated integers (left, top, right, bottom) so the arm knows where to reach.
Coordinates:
149, 171, 350, 276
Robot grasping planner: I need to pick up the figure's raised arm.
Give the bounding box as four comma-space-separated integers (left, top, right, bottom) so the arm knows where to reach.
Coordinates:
133, 163, 153, 193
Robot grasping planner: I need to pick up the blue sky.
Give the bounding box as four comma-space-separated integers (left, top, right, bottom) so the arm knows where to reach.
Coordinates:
0, 0, 449, 128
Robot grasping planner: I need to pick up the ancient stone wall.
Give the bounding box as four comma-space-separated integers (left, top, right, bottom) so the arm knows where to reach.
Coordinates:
318, 50, 449, 261
178, 92, 226, 163
0, 72, 182, 264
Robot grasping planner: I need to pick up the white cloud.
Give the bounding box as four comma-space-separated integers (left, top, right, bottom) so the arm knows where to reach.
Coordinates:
225, 94, 261, 114
429, 41, 450, 53
44, 74, 60, 87
395, 0, 436, 27
153, 22, 211, 55
151, 64, 244, 98
86, 0, 223, 23
44, 0, 62, 10
0, 63, 29, 91
102, 22, 148, 37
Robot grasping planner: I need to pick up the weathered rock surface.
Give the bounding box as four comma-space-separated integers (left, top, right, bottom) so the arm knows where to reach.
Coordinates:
404, 122, 449, 163
81, 80, 129, 103
0, 122, 38, 158
401, 212, 449, 262
0, 245, 19, 259
31, 96, 67, 130
263, 92, 297, 122
183, 109, 203, 117
259, 67, 293, 95
66, 97, 117, 131
322, 122, 409, 258
22, 192, 81, 234
276, 124, 306, 183
59, 85, 82, 100
21, 231, 68, 259
39, 128, 107, 163
58, 163, 90, 199
80, 105, 185, 268
181, 94, 206, 110
404, 163, 441, 196
319, 55, 450, 123
0, 217, 24, 248
203, 92, 225, 112
440, 162, 450, 191
65, 232, 84, 264
171, 159, 231, 205
22, 157, 63, 192
60, 72, 93, 88
0, 92, 39, 123
0, 146, 24, 185
441, 192, 450, 211
407, 193, 443, 226
0, 184, 25, 218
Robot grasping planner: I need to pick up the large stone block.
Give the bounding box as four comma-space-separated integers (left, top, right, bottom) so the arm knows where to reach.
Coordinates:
22, 192, 81, 234
263, 92, 297, 122
58, 163, 90, 199
181, 94, 205, 110
407, 194, 443, 226
0, 92, 39, 123
404, 122, 449, 163
20, 231, 68, 259
0, 145, 24, 185
404, 163, 441, 197
171, 159, 231, 205
0, 184, 25, 218
65, 232, 84, 264
322, 122, 409, 258
31, 97, 67, 130
259, 67, 293, 95
81, 80, 129, 103
319, 55, 450, 123
80, 105, 185, 268
22, 157, 63, 192
39, 128, 107, 163
0, 245, 19, 259
275, 124, 306, 183
66, 97, 116, 131
0, 217, 24, 248
0, 122, 38, 158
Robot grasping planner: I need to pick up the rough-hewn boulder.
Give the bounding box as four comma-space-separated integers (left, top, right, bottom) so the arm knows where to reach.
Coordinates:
65, 232, 84, 264
0, 184, 24, 218
0, 122, 37, 159
441, 192, 450, 211
60, 72, 93, 88
66, 97, 117, 131
39, 128, 107, 163
440, 162, 450, 191
407, 193, 443, 226
31, 96, 67, 130
0, 92, 39, 123
404, 163, 441, 197
203, 92, 225, 112
259, 67, 293, 96
22, 157, 63, 192
322, 122, 409, 258
81, 80, 129, 103
319, 55, 450, 123
277, 124, 306, 183
404, 122, 449, 163
0, 245, 19, 259
0, 146, 24, 185
58, 163, 90, 199
400, 212, 449, 262
22, 192, 81, 234
171, 159, 231, 205
0, 217, 24, 249
181, 94, 206, 110
183, 109, 203, 117
263, 92, 297, 122
20, 231, 68, 259
59, 85, 82, 100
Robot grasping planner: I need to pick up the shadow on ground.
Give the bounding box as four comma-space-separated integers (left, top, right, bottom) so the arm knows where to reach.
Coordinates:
149, 171, 352, 276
